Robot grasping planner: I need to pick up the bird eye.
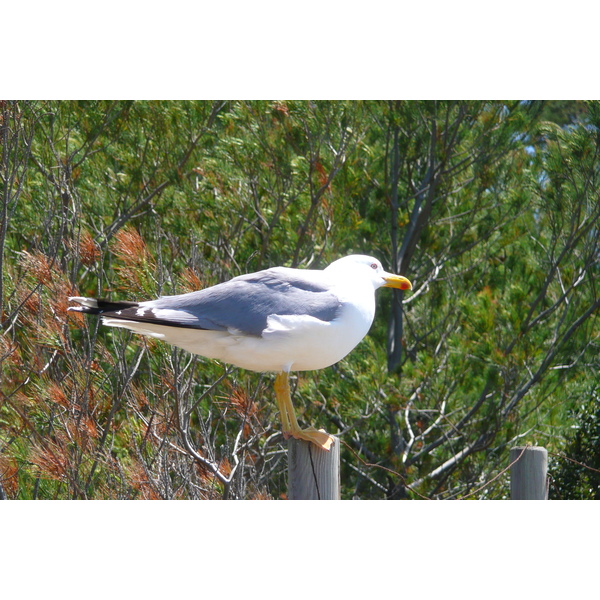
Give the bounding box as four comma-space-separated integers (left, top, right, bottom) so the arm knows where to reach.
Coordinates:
370, 263, 378, 270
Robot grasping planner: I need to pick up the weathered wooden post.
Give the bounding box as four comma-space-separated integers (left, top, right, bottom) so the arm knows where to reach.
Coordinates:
287, 437, 340, 499
510, 446, 548, 499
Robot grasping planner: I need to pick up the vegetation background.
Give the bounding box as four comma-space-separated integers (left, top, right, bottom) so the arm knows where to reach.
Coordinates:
1, 100, 599, 499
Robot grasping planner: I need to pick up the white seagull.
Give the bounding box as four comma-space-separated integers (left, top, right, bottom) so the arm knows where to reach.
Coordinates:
69, 254, 412, 450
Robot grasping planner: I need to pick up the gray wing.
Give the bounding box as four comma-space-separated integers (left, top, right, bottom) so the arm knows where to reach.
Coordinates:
74, 267, 342, 337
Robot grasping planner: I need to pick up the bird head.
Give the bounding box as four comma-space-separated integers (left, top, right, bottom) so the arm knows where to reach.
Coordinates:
325, 255, 412, 291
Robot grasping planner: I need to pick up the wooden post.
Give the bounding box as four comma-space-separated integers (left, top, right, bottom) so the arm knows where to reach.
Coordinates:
510, 446, 548, 500
287, 437, 340, 499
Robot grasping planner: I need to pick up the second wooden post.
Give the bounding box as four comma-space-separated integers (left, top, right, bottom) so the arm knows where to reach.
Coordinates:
510, 446, 548, 500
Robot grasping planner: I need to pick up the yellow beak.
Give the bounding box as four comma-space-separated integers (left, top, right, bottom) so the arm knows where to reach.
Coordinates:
382, 273, 412, 291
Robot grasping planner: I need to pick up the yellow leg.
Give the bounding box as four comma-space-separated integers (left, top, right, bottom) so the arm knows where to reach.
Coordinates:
273, 372, 292, 433
274, 372, 335, 451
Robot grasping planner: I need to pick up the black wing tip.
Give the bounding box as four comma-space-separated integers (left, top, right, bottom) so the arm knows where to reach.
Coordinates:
68, 296, 140, 315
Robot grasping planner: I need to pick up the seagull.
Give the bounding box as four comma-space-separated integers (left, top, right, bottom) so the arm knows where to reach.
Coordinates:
68, 254, 412, 451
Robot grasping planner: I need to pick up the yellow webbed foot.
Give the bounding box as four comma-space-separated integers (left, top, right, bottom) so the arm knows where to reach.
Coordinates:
288, 427, 335, 451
